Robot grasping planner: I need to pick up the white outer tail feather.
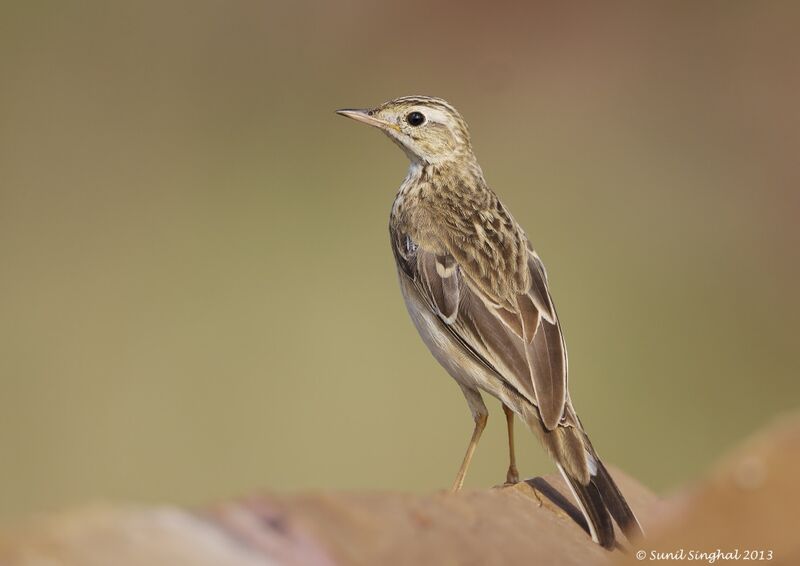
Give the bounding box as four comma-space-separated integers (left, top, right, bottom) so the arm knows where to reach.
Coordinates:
556, 463, 600, 545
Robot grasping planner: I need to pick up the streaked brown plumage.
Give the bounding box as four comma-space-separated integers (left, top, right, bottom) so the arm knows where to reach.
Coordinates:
337, 95, 643, 549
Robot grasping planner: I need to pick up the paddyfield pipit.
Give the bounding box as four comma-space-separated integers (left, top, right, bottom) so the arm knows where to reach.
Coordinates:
336, 96, 643, 548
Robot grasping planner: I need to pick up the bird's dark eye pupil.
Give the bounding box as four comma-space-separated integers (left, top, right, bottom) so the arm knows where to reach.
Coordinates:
406, 111, 425, 126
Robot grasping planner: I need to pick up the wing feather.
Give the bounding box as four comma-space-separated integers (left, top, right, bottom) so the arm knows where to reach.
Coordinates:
527, 315, 567, 429
528, 253, 556, 324
410, 240, 567, 430
418, 252, 460, 324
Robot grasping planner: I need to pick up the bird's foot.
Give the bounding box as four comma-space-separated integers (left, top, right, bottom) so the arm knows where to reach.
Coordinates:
492, 466, 521, 490
505, 465, 520, 486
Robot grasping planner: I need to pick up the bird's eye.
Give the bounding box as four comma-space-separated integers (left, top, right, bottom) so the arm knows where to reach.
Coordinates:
406, 111, 426, 127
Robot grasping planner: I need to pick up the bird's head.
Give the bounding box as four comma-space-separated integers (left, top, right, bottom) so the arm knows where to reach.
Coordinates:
337, 96, 474, 165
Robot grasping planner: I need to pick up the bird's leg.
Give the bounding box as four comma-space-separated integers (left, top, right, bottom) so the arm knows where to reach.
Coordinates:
451, 412, 487, 492
503, 404, 520, 485
451, 386, 488, 492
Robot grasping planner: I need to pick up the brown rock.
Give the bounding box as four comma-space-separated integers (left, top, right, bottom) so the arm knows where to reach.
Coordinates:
0, 468, 654, 566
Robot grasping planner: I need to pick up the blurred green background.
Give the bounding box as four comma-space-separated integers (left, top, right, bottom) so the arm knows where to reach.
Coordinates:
1, 1, 798, 522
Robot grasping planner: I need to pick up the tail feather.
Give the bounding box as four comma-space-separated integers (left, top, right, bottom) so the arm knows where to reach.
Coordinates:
557, 464, 615, 549
593, 460, 645, 540
524, 404, 644, 548
551, 427, 644, 549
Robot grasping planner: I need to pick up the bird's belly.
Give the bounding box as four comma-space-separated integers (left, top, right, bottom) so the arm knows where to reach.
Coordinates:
397, 272, 488, 392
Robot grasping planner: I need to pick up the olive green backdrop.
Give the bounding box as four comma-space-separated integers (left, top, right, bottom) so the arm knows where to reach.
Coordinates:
1, 1, 798, 521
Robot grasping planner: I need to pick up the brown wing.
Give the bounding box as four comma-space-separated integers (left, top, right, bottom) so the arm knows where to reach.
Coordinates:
406, 238, 567, 430
523, 252, 567, 429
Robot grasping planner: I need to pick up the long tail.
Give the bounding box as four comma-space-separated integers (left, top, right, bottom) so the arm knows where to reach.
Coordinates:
557, 457, 644, 549
522, 401, 644, 548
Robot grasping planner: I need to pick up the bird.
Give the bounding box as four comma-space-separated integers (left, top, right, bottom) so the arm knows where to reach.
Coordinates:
336, 95, 643, 549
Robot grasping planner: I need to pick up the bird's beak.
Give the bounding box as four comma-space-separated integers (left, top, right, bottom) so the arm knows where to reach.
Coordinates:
336, 108, 398, 131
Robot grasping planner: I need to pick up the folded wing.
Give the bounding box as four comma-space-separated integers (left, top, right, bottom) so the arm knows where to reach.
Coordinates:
410, 245, 567, 430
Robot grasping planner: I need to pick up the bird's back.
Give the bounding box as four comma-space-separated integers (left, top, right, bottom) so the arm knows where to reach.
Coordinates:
390, 162, 532, 310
